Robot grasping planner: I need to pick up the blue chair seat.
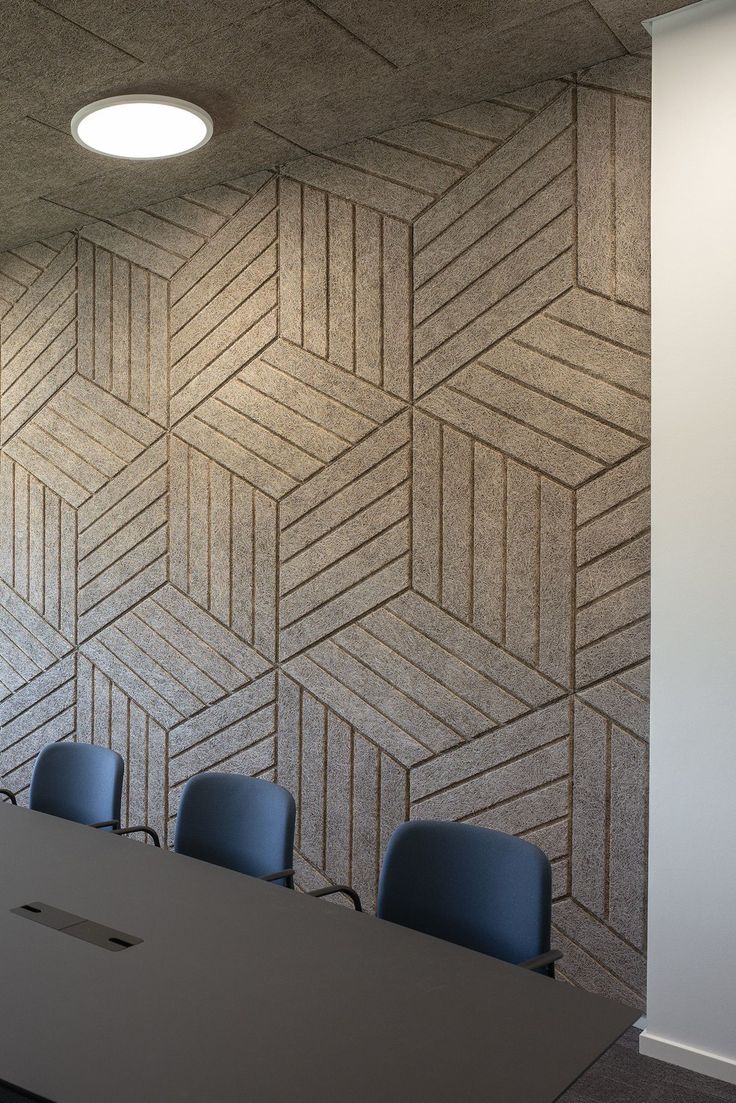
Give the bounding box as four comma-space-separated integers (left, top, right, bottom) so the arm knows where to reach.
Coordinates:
173, 773, 296, 881
377, 820, 560, 975
1, 743, 123, 829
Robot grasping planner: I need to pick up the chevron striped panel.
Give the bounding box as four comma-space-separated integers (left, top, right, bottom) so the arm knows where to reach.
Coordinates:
279, 414, 411, 659
80, 584, 270, 731
578, 659, 649, 742
430, 98, 530, 144
169, 179, 278, 426
168, 671, 277, 822
412, 89, 575, 397
392, 81, 569, 163
577, 80, 650, 312
0, 239, 77, 444
284, 591, 564, 769
578, 55, 651, 99
78, 197, 215, 280
77, 241, 168, 426
0, 653, 76, 796
77, 653, 167, 845
0, 579, 72, 702
277, 673, 407, 912
104, 173, 273, 302
412, 411, 573, 685
280, 141, 445, 224
280, 180, 411, 399
576, 449, 650, 688
169, 437, 277, 660
553, 897, 646, 1006
183, 171, 274, 216
410, 82, 568, 171
76, 440, 168, 642
0, 233, 74, 318
0, 237, 75, 326
417, 288, 648, 494
411, 700, 571, 897
376, 120, 496, 171
172, 339, 405, 501
141, 197, 231, 246
3, 375, 163, 509
294, 139, 460, 203
571, 699, 648, 948
417, 287, 648, 491
0, 453, 76, 642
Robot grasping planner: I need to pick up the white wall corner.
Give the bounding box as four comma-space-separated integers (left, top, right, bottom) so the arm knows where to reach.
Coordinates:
647, 0, 736, 1083
640, 1031, 736, 1087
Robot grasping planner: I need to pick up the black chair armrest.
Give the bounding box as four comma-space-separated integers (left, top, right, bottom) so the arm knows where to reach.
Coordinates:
113, 825, 161, 847
0, 788, 17, 805
90, 820, 120, 830
260, 868, 295, 887
307, 885, 362, 912
518, 949, 563, 977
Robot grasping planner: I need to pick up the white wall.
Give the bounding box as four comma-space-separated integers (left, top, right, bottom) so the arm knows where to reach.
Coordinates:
643, 0, 736, 1084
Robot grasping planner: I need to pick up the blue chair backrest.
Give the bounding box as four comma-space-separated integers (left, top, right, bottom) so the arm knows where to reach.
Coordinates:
29, 743, 123, 827
173, 773, 296, 879
377, 820, 552, 964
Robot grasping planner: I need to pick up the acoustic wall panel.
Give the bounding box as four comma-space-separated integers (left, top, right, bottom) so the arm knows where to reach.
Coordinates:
0, 239, 77, 445
0, 61, 650, 1008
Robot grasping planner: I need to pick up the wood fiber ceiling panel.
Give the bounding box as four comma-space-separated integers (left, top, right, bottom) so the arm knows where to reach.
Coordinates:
0, 0, 687, 249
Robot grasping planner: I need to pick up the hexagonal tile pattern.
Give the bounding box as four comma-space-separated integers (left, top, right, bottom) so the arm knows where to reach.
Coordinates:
0, 62, 651, 1007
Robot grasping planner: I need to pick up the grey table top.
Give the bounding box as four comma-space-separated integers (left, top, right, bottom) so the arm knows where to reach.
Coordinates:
0, 803, 638, 1103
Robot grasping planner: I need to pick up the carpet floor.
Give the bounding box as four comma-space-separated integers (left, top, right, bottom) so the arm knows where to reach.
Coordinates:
561, 1029, 736, 1102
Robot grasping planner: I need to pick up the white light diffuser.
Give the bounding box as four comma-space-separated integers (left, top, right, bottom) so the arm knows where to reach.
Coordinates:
71, 95, 213, 159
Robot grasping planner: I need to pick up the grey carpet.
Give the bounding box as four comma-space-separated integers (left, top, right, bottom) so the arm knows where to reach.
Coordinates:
561, 1029, 736, 1102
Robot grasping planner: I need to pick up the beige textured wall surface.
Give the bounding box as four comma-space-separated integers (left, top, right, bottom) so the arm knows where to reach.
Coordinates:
0, 54, 651, 1007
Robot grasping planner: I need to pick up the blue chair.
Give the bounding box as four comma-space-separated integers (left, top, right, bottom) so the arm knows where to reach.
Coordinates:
173, 773, 297, 884
171, 773, 362, 906
376, 820, 561, 976
1, 743, 123, 830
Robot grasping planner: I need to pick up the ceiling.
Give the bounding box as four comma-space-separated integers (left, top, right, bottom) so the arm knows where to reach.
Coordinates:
0, 0, 687, 250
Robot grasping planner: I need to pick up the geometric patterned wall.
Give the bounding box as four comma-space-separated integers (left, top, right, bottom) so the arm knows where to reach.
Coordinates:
0, 53, 651, 1009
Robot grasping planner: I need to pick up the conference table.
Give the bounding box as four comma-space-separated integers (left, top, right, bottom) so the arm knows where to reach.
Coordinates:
0, 802, 637, 1102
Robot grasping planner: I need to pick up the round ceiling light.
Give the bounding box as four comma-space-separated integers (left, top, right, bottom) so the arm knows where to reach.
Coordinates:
71, 95, 213, 160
